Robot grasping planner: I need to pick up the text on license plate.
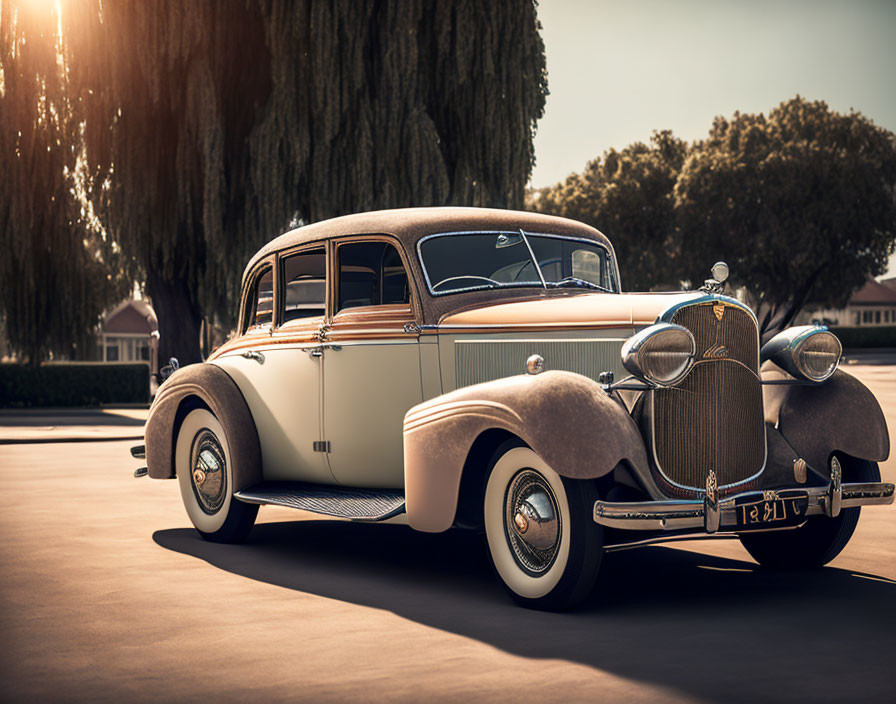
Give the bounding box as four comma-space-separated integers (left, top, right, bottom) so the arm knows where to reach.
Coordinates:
736, 496, 808, 529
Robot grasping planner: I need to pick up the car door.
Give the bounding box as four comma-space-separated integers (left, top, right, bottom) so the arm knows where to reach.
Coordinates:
213, 248, 334, 484
321, 238, 423, 489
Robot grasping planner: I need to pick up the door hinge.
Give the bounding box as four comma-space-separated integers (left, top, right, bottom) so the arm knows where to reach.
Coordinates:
312, 441, 331, 453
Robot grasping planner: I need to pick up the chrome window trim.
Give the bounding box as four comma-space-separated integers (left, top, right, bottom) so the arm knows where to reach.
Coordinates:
416, 230, 620, 297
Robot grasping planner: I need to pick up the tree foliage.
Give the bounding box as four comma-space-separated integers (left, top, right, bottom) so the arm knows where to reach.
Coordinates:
531, 98, 896, 340
528, 131, 687, 291
0, 0, 127, 363
676, 97, 896, 340
59, 0, 548, 364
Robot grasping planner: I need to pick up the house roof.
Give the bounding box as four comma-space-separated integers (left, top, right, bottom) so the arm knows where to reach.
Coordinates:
103, 299, 158, 335
878, 276, 896, 295
849, 278, 896, 305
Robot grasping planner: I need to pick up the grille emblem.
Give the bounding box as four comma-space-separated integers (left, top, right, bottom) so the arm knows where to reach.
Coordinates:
713, 303, 725, 322
703, 344, 729, 359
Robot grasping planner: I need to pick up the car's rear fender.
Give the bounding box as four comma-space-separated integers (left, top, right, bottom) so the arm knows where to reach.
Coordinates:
402, 370, 649, 533
762, 365, 889, 475
144, 363, 262, 491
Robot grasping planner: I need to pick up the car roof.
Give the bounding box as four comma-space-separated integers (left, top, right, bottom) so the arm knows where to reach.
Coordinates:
245, 207, 610, 276
242, 206, 617, 325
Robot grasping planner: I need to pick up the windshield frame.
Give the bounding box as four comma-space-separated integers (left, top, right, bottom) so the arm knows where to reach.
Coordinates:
416, 230, 620, 297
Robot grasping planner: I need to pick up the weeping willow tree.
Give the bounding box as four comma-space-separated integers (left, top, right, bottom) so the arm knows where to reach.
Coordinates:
0, 0, 126, 364
61, 0, 548, 365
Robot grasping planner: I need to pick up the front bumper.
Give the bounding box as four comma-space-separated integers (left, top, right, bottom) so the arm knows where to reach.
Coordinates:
593, 481, 895, 533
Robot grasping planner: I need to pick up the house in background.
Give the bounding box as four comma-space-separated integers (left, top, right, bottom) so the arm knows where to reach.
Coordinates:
800, 277, 896, 327
98, 297, 159, 377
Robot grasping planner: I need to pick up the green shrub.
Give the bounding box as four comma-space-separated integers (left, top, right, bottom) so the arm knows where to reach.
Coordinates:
0, 362, 150, 407
829, 326, 896, 350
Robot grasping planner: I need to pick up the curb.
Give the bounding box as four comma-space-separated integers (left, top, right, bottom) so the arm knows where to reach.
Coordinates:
0, 435, 144, 445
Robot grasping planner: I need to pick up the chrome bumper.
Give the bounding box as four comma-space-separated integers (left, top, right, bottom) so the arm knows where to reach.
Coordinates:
593, 481, 895, 533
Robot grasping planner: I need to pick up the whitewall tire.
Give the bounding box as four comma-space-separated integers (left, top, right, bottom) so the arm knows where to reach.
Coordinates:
483, 440, 603, 610
176, 407, 257, 543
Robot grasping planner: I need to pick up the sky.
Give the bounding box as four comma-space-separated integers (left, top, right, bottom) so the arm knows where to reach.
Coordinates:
530, 0, 896, 275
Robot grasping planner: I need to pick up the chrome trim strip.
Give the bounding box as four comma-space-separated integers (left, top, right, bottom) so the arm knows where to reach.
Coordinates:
604, 532, 747, 553
594, 481, 894, 531
658, 293, 759, 328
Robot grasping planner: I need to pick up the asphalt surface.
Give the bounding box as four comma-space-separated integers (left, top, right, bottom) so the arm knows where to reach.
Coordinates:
1, 361, 895, 703
0, 407, 147, 443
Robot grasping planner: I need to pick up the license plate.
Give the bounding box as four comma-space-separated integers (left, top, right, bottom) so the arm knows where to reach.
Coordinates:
734, 493, 809, 531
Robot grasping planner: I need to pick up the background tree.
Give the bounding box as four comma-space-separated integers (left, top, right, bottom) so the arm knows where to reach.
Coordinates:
528, 131, 687, 290
0, 0, 127, 364
61, 0, 548, 365
676, 96, 896, 341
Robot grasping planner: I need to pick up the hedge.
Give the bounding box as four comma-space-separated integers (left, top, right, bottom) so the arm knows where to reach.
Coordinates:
829, 326, 896, 350
0, 362, 150, 408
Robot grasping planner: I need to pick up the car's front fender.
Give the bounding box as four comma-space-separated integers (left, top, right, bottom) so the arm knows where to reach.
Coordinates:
402, 370, 648, 532
762, 365, 890, 474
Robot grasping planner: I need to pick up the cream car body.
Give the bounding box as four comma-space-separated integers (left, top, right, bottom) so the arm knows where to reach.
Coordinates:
137, 207, 893, 610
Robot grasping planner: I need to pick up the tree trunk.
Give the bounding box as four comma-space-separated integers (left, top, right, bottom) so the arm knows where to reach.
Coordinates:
146, 271, 203, 369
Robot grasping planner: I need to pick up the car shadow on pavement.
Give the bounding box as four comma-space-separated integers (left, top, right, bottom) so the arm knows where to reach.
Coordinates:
155, 519, 896, 702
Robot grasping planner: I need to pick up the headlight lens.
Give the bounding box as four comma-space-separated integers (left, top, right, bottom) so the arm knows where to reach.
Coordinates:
621, 324, 696, 386
760, 325, 841, 382
793, 330, 841, 382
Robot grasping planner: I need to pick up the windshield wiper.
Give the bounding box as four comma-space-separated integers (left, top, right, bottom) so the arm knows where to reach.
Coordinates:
546, 277, 613, 292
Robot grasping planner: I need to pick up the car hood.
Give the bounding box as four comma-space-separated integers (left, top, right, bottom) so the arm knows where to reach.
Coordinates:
437, 291, 705, 329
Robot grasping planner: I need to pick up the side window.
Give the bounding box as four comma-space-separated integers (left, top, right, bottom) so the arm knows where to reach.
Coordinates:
571, 249, 604, 282
337, 242, 409, 311
282, 248, 327, 323
248, 267, 274, 330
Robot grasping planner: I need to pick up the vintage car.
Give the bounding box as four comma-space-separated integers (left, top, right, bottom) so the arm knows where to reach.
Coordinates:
132, 207, 893, 610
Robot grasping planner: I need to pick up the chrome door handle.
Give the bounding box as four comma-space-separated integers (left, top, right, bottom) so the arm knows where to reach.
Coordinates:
240, 350, 265, 364
306, 344, 340, 358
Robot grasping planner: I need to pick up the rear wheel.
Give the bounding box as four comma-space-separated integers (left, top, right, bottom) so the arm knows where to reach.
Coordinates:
176, 407, 258, 543
739, 455, 879, 568
483, 440, 603, 610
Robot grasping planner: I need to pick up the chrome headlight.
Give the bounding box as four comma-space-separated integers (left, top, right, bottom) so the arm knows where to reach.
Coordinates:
621, 323, 696, 387
760, 325, 841, 382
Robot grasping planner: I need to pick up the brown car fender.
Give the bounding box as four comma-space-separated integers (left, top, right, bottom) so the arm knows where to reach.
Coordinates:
144, 363, 262, 491
762, 365, 889, 474
403, 370, 649, 533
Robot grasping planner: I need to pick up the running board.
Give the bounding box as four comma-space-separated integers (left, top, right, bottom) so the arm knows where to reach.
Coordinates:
233, 481, 405, 522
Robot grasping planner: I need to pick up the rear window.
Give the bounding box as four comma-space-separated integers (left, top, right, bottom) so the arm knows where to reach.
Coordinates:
247, 267, 273, 330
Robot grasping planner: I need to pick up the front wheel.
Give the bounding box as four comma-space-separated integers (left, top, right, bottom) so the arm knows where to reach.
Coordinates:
483, 440, 603, 610
739, 455, 880, 568
176, 407, 258, 543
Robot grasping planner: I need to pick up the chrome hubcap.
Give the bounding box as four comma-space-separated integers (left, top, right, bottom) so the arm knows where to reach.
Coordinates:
504, 470, 561, 574
190, 430, 226, 514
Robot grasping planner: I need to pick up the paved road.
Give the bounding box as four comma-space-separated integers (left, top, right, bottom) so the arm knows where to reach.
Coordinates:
1, 364, 895, 703
0, 407, 147, 443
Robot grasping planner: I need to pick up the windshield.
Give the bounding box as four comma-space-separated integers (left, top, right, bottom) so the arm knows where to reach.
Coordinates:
418, 231, 617, 296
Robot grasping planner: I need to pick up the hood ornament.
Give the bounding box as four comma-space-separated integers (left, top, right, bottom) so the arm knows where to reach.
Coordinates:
700, 261, 729, 294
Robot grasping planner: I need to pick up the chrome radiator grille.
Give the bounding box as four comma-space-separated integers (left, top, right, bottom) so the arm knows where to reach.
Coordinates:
455, 338, 626, 388
652, 301, 766, 493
